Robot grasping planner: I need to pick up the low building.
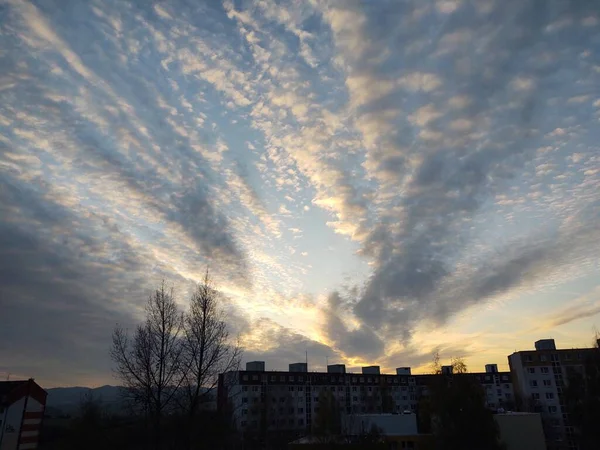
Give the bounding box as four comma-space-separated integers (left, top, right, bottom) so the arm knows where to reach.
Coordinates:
495, 412, 546, 450
0, 379, 47, 450
289, 413, 432, 449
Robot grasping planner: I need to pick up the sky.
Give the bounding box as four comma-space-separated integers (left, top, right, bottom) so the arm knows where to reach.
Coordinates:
1, 0, 599, 388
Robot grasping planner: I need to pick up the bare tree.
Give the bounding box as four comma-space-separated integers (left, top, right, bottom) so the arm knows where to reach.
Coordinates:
110, 283, 185, 449
431, 350, 441, 374
451, 356, 468, 374
180, 269, 242, 424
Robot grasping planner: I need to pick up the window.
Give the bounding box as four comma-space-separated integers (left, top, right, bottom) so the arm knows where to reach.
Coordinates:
352, 386, 357, 392
532, 393, 540, 400
298, 386, 303, 391
543, 379, 552, 387
401, 387, 407, 391
242, 397, 248, 403
290, 376, 295, 382
241, 421, 247, 427
528, 368, 536, 374
289, 407, 294, 413
314, 397, 319, 402
242, 409, 248, 415
497, 389, 502, 395
540, 355, 547, 362
546, 393, 555, 400
298, 407, 303, 413
548, 406, 558, 413
368, 386, 372, 392
352, 377, 357, 382
270, 375, 276, 381
243, 375, 249, 381
243, 386, 248, 392
299, 376, 304, 382
360, 377, 364, 383
289, 418, 294, 425
504, 384, 510, 389
541, 367, 549, 374
252, 386, 259, 392
564, 353, 572, 361
353, 396, 358, 401
525, 355, 533, 362
530, 380, 538, 387
367, 377, 372, 383
280, 397, 286, 402
280, 376, 286, 382
505, 393, 512, 399
298, 419, 304, 426
338, 386, 344, 391
289, 386, 294, 392
501, 375, 509, 381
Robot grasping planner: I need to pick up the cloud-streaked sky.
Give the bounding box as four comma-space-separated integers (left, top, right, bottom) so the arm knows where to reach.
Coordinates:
1, 0, 599, 387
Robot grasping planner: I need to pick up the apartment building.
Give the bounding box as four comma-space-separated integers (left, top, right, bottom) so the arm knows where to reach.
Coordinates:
508, 338, 598, 450
217, 361, 513, 435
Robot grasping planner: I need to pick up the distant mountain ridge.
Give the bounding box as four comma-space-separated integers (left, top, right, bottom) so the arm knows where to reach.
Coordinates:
45, 385, 124, 416
44, 385, 216, 417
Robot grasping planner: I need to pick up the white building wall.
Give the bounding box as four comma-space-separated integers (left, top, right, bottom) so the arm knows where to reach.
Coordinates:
0, 397, 25, 450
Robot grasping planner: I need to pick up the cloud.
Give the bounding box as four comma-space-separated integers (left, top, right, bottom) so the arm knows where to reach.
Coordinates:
321, 0, 600, 347
540, 287, 600, 330
241, 319, 339, 372
322, 292, 385, 360
1, 0, 599, 384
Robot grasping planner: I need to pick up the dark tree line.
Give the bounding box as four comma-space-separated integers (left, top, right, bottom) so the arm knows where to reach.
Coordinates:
417, 354, 504, 450
564, 338, 600, 450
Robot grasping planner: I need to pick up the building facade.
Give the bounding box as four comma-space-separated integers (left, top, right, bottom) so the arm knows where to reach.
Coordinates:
508, 339, 598, 450
0, 379, 47, 450
217, 361, 513, 435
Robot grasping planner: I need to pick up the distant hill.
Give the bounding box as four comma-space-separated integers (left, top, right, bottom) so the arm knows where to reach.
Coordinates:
44, 385, 216, 417
45, 385, 125, 417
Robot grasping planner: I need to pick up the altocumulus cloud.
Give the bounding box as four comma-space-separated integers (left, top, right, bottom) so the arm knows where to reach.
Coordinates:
1, 0, 599, 384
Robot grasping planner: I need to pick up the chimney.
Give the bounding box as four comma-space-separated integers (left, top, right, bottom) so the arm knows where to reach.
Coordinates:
485, 364, 498, 373
327, 364, 346, 374
289, 363, 308, 373
362, 366, 380, 375
534, 339, 556, 351
441, 365, 453, 376
245, 361, 265, 372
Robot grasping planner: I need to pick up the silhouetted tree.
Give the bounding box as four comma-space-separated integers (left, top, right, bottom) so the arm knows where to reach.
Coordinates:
425, 357, 503, 450
110, 283, 185, 450
179, 269, 242, 448
564, 337, 600, 450
314, 389, 342, 441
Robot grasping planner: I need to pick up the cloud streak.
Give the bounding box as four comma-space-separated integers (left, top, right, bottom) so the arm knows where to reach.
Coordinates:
1, 0, 599, 384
